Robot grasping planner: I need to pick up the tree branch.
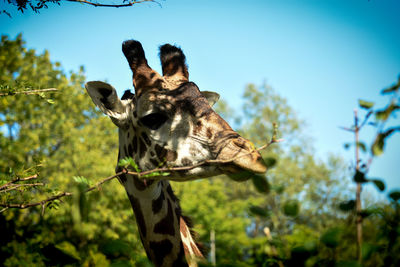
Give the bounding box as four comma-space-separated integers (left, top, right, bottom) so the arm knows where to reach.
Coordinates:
126, 138, 283, 180
0, 183, 44, 193
0, 138, 282, 212
0, 174, 39, 191
0, 172, 121, 211
0, 88, 58, 96
66, 0, 156, 8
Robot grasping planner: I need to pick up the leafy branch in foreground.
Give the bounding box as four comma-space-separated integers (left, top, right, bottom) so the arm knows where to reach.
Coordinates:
0, 87, 58, 97
0, 133, 282, 213
0, 82, 58, 104
2, 0, 157, 15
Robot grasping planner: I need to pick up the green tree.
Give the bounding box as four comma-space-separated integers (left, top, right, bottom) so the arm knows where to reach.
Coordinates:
0, 34, 149, 266
173, 83, 351, 266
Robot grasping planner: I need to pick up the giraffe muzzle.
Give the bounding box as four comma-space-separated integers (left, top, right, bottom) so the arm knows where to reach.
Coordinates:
216, 136, 267, 174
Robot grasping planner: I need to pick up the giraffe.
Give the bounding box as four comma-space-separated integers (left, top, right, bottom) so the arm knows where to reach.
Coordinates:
85, 40, 267, 267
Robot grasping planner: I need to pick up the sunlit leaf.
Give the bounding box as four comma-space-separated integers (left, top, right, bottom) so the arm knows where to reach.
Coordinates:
371, 133, 384, 156
118, 157, 141, 172
142, 171, 170, 178
55, 241, 81, 261
283, 200, 300, 217
375, 104, 399, 121
73, 176, 91, 187
252, 175, 270, 194
358, 99, 374, 110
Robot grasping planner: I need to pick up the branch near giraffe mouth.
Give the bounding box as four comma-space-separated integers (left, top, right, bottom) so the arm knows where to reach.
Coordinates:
122, 137, 284, 181
0, 138, 283, 212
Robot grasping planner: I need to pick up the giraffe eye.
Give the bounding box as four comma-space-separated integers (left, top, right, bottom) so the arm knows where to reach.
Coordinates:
139, 113, 168, 130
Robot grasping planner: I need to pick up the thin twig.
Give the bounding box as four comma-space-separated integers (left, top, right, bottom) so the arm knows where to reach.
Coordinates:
0, 207, 9, 213
66, 0, 155, 8
0, 183, 44, 193
0, 174, 39, 191
338, 126, 355, 132
0, 88, 58, 96
0, 138, 282, 212
0, 191, 73, 210
354, 109, 363, 264
126, 138, 284, 180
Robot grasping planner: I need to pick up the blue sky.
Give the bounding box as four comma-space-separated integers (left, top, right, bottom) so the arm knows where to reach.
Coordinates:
1, 0, 399, 193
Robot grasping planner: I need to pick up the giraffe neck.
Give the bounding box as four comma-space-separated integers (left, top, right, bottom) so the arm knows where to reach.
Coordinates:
118, 170, 202, 267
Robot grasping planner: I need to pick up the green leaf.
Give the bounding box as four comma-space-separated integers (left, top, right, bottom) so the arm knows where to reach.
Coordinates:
46, 98, 55, 104
118, 157, 141, 172
389, 191, 400, 202
375, 104, 399, 121
227, 170, 254, 182
371, 133, 385, 156
271, 184, 285, 194
358, 99, 374, 110
320, 227, 342, 248
263, 157, 277, 168
371, 179, 385, 191
110, 260, 133, 267
47, 200, 60, 210
353, 170, 367, 183
343, 143, 351, 150
142, 171, 170, 178
55, 241, 81, 261
372, 128, 399, 156
101, 240, 131, 257
356, 142, 367, 153
251, 175, 270, 194
359, 209, 373, 219
362, 242, 380, 260
335, 261, 361, 267
381, 79, 400, 94
283, 200, 300, 217
249, 205, 269, 218
338, 200, 356, 212
73, 176, 91, 186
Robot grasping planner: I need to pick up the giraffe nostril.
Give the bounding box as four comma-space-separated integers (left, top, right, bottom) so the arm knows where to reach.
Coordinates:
232, 138, 250, 151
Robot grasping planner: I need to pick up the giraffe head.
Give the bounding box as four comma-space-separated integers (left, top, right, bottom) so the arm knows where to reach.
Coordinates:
86, 40, 267, 181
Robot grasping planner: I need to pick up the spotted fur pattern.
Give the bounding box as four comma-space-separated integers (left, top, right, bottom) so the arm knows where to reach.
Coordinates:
86, 39, 267, 267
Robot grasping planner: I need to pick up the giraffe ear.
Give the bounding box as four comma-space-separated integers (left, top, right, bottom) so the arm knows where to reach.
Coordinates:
201, 91, 220, 107
85, 81, 128, 124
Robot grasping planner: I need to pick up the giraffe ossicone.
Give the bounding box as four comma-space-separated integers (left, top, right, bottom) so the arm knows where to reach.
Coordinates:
86, 39, 267, 267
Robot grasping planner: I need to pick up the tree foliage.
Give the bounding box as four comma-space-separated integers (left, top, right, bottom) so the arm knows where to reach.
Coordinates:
0, 34, 149, 266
